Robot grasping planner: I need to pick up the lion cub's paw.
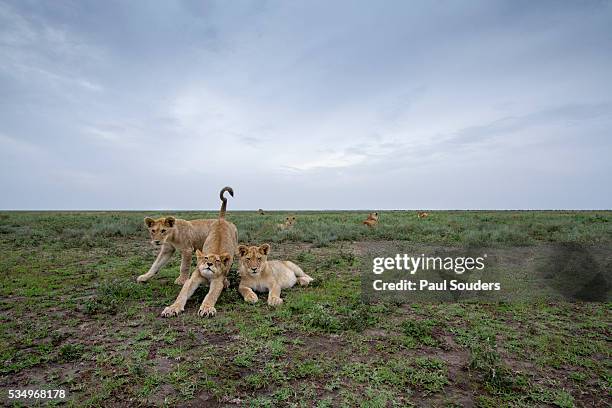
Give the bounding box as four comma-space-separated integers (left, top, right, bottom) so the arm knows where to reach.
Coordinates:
174, 276, 188, 285
198, 304, 217, 317
161, 305, 182, 318
244, 292, 258, 303
223, 278, 230, 289
268, 296, 283, 306
136, 274, 149, 283
297, 276, 314, 286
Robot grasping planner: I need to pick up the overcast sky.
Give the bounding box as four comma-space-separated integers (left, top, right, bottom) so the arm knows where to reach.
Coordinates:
1, 0, 611, 210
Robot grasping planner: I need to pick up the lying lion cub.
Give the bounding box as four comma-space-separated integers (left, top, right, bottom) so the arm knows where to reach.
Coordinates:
237, 244, 313, 306
278, 216, 296, 230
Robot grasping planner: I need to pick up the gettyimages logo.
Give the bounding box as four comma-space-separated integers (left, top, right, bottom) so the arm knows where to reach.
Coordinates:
372, 254, 487, 275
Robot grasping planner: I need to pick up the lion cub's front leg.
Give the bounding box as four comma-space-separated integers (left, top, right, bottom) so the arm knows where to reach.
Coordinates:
161, 270, 204, 318
267, 284, 283, 306
138, 244, 175, 282
174, 249, 193, 285
239, 285, 259, 303
198, 277, 225, 317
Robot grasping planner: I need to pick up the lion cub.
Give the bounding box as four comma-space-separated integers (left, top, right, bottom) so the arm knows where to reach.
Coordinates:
278, 216, 296, 230
363, 212, 379, 227
161, 187, 237, 318
237, 244, 313, 306
417, 211, 429, 219
139, 216, 215, 285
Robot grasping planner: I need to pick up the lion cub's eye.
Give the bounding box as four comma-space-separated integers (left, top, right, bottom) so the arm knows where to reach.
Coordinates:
245, 257, 251, 260
257, 256, 262, 260
161, 229, 166, 233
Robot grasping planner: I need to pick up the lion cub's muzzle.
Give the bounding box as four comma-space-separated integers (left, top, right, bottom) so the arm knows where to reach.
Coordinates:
199, 264, 214, 278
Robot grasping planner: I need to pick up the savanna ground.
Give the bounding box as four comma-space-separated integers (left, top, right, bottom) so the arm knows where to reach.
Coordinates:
0, 211, 610, 407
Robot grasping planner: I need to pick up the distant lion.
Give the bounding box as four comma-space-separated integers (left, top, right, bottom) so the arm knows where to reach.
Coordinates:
278, 216, 296, 230
258, 209, 265, 215
363, 212, 379, 227
417, 211, 429, 219
237, 243, 313, 306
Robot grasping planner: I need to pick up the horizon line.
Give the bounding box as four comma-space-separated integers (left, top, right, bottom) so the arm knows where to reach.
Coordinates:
0, 209, 610, 212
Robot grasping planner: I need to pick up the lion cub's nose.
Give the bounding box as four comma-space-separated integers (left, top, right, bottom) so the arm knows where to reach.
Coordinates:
251, 267, 258, 272
207, 262, 214, 267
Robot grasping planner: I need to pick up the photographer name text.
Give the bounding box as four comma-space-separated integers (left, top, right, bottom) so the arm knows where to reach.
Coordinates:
372, 279, 500, 291
371, 254, 500, 292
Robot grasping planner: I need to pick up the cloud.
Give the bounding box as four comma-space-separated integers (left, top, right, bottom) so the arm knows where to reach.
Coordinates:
0, 2, 105, 93
447, 102, 612, 147
236, 135, 265, 147
0, 1, 611, 209
0, 131, 44, 158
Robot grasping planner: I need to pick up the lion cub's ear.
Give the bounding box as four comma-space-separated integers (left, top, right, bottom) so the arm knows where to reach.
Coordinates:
220, 253, 232, 266
144, 217, 155, 227
258, 243, 270, 255
237, 245, 248, 257
195, 249, 204, 258
164, 216, 176, 227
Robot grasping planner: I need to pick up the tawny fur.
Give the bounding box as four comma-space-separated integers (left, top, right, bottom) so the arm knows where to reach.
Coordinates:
138, 216, 215, 285
417, 211, 429, 219
237, 244, 313, 306
363, 212, 379, 227
277, 216, 296, 230
161, 187, 238, 318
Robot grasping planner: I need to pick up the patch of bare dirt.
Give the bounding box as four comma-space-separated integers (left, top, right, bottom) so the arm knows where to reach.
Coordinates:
363, 328, 388, 338
146, 384, 177, 407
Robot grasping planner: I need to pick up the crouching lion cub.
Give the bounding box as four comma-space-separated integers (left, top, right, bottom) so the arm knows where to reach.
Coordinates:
237, 244, 313, 306
161, 187, 237, 318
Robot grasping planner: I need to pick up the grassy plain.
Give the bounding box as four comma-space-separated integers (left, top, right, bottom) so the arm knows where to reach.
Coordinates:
0, 210, 610, 407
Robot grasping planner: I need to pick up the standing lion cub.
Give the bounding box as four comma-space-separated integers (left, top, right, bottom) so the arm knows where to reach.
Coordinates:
237, 244, 313, 306
139, 216, 215, 285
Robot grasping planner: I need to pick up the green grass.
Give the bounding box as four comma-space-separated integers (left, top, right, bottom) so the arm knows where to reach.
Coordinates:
0, 210, 610, 406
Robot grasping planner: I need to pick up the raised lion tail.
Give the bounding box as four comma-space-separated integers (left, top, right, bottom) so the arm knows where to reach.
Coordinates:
219, 186, 234, 219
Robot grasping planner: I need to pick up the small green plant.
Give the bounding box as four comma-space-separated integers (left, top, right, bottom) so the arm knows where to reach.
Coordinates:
59, 343, 85, 362
302, 304, 342, 332
467, 336, 514, 393
406, 357, 449, 394
401, 319, 439, 347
